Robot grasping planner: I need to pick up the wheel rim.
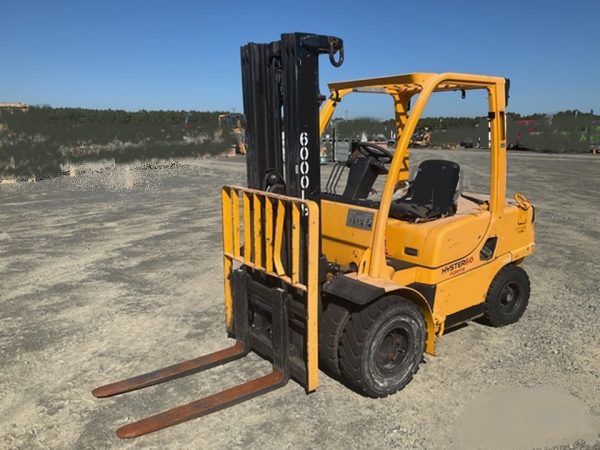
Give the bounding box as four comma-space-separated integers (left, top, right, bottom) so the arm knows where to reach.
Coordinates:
499, 282, 521, 314
374, 326, 411, 374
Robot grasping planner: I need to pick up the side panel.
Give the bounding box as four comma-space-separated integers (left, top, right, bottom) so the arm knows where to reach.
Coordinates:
434, 255, 511, 326
495, 203, 536, 258
321, 199, 376, 267
385, 211, 491, 268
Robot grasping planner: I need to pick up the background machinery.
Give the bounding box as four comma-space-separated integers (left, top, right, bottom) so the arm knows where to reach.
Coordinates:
218, 113, 247, 154
94, 32, 535, 438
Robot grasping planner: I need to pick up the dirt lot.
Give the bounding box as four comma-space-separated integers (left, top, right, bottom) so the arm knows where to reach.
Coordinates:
1, 150, 599, 449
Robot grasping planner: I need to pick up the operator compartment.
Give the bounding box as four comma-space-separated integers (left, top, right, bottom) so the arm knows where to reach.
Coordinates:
322, 154, 492, 269
321, 190, 490, 270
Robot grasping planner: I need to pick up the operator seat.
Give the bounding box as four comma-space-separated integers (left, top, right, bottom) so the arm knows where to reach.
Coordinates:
390, 159, 462, 220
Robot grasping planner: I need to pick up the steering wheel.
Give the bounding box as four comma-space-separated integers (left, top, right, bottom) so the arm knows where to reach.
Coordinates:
355, 142, 393, 164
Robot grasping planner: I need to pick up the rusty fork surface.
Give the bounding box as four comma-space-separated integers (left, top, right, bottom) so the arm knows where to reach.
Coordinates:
116, 370, 286, 438
92, 342, 246, 398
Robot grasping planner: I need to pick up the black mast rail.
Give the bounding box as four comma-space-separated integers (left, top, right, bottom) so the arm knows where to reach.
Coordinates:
241, 33, 344, 201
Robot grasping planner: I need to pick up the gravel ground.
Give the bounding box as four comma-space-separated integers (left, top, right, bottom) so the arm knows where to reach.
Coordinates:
1, 150, 599, 449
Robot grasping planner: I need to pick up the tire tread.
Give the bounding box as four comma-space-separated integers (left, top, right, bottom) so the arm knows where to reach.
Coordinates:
339, 297, 425, 397
319, 302, 350, 377
483, 264, 530, 327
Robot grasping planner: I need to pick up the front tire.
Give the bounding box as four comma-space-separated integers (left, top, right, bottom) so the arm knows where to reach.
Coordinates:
319, 301, 350, 377
483, 264, 530, 327
339, 296, 426, 398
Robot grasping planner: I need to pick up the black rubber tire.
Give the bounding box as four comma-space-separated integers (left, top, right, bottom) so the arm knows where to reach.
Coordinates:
319, 301, 350, 377
338, 296, 426, 398
483, 264, 530, 327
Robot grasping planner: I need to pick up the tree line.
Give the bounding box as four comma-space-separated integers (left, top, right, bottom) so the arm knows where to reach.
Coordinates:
1, 106, 598, 179
0, 107, 235, 178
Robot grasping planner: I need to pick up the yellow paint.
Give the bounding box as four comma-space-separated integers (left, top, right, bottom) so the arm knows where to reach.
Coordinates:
265, 198, 274, 272
320, 199, 376, 267
252, 194, 262, 269
273, 199, 286, 276
221, 189, 234, 331
291, 203, 300, 285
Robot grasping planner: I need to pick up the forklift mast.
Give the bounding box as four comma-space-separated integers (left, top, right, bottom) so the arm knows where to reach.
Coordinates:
241, 33, 344, 201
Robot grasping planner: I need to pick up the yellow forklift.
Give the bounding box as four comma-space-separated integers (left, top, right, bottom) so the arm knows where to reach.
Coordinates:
94, 32, 535, 438
218, 113, 247, 154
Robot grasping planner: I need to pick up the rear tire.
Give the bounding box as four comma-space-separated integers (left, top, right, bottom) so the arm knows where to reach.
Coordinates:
339, 296, 425, 398
483, 264, 530, 327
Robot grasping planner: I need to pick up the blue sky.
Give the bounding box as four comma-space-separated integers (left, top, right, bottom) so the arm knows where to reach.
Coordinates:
1, 0, 599, 118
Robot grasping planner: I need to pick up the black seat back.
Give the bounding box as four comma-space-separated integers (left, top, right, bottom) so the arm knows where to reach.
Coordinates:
397, 159, 461, 218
